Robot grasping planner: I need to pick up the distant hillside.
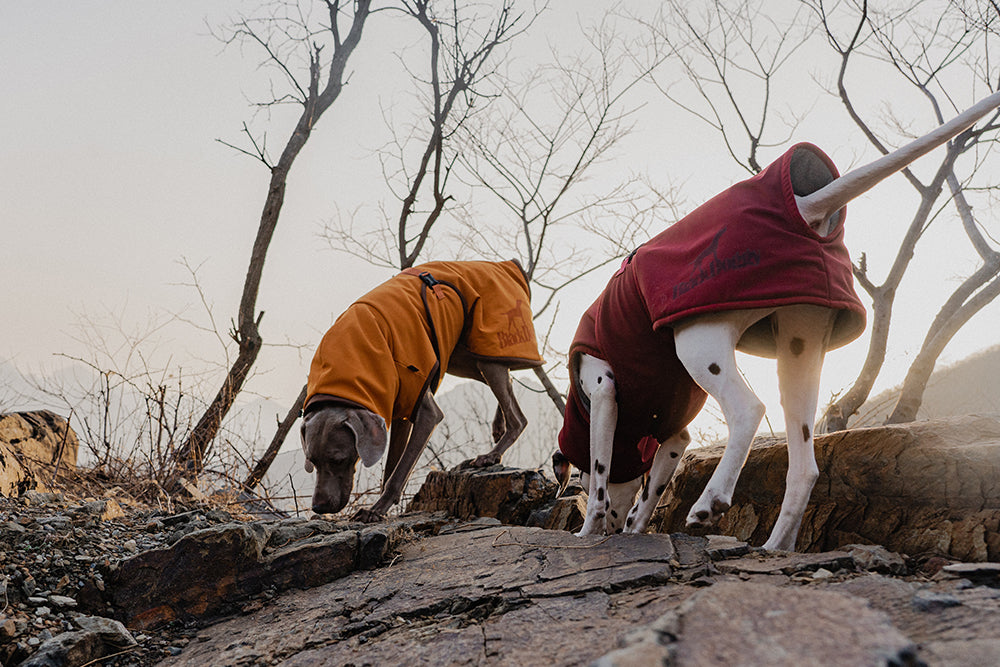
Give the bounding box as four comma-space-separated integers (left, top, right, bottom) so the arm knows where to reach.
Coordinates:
851, 345, 1000, 427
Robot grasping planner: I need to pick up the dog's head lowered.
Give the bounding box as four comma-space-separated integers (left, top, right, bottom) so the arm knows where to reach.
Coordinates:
301, 405, 388, 514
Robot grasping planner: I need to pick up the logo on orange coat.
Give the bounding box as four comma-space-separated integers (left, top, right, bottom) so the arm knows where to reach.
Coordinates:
497, 299, 532, 348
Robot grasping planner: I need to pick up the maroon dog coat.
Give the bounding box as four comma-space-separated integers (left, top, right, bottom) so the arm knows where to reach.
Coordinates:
559, 143, 866, 483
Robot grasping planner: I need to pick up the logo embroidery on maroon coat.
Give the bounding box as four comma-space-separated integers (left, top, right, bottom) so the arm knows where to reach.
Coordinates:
673, 226, 761, 298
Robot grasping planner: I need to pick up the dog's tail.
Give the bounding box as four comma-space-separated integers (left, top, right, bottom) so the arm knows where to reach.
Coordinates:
796, 90, 1000, 229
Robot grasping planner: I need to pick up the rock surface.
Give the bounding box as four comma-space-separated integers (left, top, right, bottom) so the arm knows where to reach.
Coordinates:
0, 411, 78, 497
108, 515, 414, 629
407, 464, 557, 525
157, 523, 1000, 667
654, 414, 1000, 560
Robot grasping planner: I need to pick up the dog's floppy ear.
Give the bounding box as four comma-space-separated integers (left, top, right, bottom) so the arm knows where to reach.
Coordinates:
349, 410, 389, 468
300, 416, 315, 473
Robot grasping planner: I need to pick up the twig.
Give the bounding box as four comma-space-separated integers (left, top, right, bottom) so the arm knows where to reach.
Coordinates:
362, 553, 402, 595
49, 409, 75, 486
289, 472, 300, 517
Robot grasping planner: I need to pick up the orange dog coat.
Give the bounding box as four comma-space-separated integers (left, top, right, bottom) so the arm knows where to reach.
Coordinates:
305, 260, 544, 424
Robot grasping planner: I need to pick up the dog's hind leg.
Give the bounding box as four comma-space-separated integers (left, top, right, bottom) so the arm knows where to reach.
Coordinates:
464, 361, 527, 468
762, 304, 833, 551
576, 353, 617, 536
675, 309, 770, 529
624, 429, 691, 534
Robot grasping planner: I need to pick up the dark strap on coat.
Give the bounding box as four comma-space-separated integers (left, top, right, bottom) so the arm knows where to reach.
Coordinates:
416, 271, 469, 392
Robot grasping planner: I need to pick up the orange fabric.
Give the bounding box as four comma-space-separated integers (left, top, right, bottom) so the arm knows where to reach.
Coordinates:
305, 260, 543, 424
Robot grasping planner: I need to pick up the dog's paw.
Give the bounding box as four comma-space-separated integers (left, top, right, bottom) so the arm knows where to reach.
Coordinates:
352, 508, 385, 524
685, 494, 731, 528
622, 506, 645, 534
459, 453, 502, 469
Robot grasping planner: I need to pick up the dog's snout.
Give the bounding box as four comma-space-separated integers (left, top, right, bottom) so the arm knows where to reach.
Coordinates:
312, 495, 347, 515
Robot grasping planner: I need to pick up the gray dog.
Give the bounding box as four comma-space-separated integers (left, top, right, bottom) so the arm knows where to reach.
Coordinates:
301, 260, 544, 522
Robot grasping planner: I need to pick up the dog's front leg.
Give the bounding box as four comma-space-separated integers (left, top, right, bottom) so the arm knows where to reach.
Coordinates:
382, 418, 412, 488
465, 361, 527, 468
356, 391, 444, 522
577, 354, 617, 536
675, 311, 768, 528
762, 305, 832, 551
624, 429, 691, 534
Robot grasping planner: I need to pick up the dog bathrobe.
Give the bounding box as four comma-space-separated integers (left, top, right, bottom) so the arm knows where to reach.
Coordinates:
305, 260, 544, 424
559, 143, 867, 483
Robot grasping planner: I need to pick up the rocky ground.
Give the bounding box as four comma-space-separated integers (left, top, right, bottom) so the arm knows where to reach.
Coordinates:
0, 490, 245, 666
4, 476, 1000, 666
3, 411, 1000, 665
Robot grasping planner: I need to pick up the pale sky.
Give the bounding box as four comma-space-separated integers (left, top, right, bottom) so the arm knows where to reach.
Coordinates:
3, 1, 998, 476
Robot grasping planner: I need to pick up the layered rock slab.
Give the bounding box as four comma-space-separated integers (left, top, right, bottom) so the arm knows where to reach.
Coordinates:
160, 525, 696, 666
654, 414, 1000, 559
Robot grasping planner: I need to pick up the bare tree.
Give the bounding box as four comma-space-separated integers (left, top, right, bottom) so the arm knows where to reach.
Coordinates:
455, 13, 684, 410
635, 0, 815, 173
322, 0, 541, 268
172, 0, 374, 480
808, 0, 1000, 429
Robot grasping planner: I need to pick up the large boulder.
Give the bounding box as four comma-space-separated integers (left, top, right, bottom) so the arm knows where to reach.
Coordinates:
0, 410, 78, 497
654, 414, 1000, 560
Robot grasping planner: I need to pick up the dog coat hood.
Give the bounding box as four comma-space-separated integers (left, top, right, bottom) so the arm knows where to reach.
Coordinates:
306, 260, 544, 424
559, 143, 866, 483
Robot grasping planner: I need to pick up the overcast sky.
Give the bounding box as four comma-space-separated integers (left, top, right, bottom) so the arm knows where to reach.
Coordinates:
3, 1, 998, 469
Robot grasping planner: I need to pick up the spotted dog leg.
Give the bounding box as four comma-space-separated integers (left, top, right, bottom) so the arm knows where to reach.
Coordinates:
606, 477, 644, 533
624, 429, 691, 534
674, 308, 772, 529
576, 353, 617, 536
762, 304, 832, 551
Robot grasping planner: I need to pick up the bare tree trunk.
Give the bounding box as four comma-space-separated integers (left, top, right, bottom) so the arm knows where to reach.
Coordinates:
173, 0, 372, 477
821, 286, 893, 432
533, 366, 566, 414
886, 170, 1000, 423
887, 272, 1000, 423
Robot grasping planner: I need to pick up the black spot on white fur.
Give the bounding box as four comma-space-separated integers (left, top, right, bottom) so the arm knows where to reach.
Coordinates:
597, 376, 602, 384
790, 337, 805, 356
670, 451, 678, 458
802, 424, 811, 441
597, 488, 605, 501
708, 363, 721, 375
595, 462, 606, 475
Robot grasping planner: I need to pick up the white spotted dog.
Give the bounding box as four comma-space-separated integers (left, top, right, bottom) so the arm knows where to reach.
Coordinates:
555, 92, 1000, 549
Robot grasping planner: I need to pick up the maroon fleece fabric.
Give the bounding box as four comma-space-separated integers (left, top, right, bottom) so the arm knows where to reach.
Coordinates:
559, 143, 866, 483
